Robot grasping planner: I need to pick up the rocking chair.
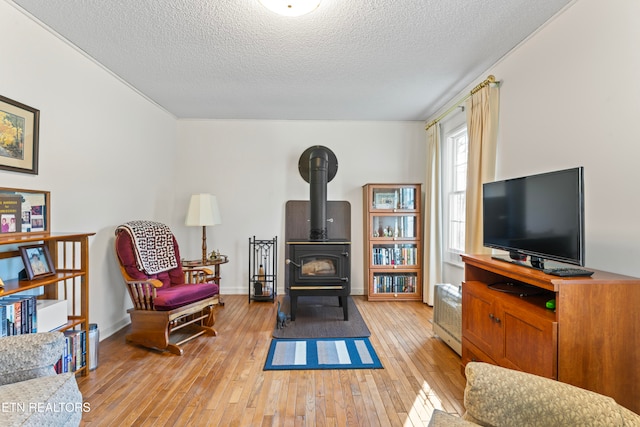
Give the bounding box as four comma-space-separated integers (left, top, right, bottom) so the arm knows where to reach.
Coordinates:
115, 221, 219, 355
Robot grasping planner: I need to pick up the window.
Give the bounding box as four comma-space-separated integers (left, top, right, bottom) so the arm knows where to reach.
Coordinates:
441, 114, 468, 265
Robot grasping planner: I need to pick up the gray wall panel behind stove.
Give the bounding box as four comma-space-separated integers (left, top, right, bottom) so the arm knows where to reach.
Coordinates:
285, 200, 351, 242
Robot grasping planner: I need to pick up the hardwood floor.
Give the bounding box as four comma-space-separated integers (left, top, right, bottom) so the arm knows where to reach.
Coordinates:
77, 295, 466, 426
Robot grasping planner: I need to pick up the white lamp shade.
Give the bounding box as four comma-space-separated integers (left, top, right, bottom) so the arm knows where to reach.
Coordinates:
259, 0, 321, 17
185, 194, 222, 226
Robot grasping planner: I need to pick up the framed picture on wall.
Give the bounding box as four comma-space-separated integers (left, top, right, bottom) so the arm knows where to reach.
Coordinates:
19, 244, 55, 280
0, 95, 40, 175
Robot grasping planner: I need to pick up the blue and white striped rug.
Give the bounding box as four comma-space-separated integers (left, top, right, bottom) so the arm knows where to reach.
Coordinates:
264, 337, 383, 370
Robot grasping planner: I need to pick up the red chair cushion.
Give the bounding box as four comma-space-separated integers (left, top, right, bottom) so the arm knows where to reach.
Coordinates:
154, 282, 219, 311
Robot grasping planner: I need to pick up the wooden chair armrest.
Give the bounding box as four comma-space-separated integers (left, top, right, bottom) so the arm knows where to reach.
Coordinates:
124, 278, 164, 288
118, 264, 163, 287
126, 279, 162, 289
184, 267, 214, 284
118, 264, 163, 309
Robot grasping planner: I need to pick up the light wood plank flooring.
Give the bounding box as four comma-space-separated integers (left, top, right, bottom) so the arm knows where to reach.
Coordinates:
77, 295, 465, 426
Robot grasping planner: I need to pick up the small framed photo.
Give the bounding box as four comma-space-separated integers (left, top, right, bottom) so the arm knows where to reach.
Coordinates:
19, 244, 55, 280
374, 192, 397, 209
0, 95, 40, 175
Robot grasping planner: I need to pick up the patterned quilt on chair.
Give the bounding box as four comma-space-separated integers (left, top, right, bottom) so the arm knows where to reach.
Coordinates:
116, 220, 178, 274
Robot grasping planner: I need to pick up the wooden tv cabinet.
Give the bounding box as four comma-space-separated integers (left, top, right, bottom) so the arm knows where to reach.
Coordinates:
461, 254, 640, 414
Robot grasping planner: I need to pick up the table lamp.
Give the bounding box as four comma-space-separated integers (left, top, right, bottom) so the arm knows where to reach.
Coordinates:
185, 193, 222, 263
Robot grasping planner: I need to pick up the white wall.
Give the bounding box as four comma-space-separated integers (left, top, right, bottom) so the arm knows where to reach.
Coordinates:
173, 120, 426, 296
492, 0, 640, 275
429, 0, 640, 278
0, 2, 178, 338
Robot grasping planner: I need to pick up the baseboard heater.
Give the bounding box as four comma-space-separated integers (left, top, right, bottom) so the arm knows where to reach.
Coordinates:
433, 283, 462, 356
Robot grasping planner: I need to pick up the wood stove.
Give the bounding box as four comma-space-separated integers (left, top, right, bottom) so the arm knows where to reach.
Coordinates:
287, 240, 350, 320
285, 145, 351, 321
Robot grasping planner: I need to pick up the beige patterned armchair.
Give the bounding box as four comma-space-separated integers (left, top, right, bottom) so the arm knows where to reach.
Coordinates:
429, 362, 640, 427
0, 332, 83, 426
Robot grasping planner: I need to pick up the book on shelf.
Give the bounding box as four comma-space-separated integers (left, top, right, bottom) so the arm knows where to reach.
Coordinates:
55, 329, 86, 373
373, 273, 417, 294
403, 216, 415, 237
372, 245, 417, 266
0, 294, 37, 337
399, 187, 416, 210
0, 194, 22, 234
0, 303, 7, 337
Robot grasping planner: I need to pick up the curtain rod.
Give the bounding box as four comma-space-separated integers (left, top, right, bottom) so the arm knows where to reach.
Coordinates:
425, 75, 498, 131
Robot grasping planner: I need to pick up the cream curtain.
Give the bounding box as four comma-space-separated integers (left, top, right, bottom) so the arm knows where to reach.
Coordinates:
422, 123, 442, 305
464, 83, 500, 255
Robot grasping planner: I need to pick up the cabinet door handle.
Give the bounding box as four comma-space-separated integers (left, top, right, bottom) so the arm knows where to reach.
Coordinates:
488, 313, 494, 320
494, 317, 501, 324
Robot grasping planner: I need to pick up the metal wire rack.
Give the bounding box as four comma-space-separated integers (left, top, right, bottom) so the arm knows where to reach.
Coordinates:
248, 236, 277, 303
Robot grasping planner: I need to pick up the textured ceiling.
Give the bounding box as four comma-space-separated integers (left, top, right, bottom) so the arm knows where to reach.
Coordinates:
9, 0, 572, 120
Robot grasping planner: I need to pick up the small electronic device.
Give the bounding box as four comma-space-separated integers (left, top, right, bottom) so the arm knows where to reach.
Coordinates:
543, 268, 594, 277
488, 282, 547, 297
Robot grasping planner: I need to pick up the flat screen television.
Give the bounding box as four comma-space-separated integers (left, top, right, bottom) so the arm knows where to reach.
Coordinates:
483, 167, 585, 268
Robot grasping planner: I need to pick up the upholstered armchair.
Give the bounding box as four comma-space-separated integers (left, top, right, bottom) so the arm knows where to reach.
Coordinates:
115, 221, 220, 355
429, 362, 640, 426
0, 332, 83, 426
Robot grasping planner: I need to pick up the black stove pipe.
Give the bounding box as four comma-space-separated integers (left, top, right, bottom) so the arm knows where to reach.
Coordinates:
309, 148, 328, 241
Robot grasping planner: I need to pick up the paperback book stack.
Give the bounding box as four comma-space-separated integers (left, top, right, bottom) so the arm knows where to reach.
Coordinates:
373, 274, 417, 294
0, 294, 37, 336
55, 329, 87, 373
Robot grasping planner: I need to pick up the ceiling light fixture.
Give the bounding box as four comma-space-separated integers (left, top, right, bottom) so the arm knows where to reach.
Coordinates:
259, 0, 321, 17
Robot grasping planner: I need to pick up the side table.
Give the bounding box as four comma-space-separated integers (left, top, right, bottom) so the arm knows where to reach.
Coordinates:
183, 256, 229, 306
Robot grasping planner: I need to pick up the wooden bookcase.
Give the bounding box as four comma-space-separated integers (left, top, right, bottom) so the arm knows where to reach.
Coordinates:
0, 232, 94, 376
461, 254, 640, 414
362, 184, 422, 301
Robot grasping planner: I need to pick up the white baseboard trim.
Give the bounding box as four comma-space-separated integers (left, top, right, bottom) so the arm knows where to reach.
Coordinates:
99, 316, 131, 341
